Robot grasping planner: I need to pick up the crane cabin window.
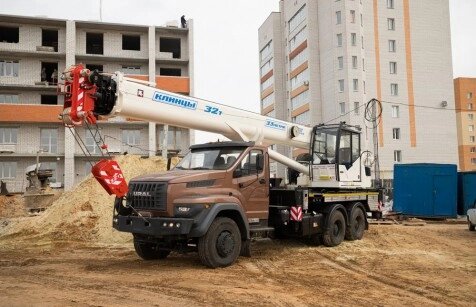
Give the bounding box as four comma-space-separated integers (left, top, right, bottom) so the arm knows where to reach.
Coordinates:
176, 147, 245, 171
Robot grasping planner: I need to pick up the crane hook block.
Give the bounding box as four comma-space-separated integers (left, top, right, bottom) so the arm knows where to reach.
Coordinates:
91, 160, 128, 197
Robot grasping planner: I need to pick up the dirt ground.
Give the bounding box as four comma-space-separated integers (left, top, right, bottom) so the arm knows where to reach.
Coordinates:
0, 224, 474, 307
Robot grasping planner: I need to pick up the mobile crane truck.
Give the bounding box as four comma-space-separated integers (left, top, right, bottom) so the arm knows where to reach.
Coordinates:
59, 64, 381, 268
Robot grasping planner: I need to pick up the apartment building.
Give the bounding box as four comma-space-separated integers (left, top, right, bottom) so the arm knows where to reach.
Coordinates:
0, 14, 194, 192
454, 78, 476, 171
258, 0, 458, 179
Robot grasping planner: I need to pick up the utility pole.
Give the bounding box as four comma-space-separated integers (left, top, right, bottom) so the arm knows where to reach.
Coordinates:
372, 101, 381, 188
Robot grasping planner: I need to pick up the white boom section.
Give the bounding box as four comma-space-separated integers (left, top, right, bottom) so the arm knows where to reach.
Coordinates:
104, 73, 312, 175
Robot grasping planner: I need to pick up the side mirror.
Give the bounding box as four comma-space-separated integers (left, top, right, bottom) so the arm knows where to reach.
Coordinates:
256, 154, 264, 172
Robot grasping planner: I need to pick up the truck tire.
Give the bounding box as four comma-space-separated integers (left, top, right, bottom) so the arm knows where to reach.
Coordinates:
345, 207, 366, 241
322, 210, 346, 247
198, 217, 242, 268
133, 239, 170, 260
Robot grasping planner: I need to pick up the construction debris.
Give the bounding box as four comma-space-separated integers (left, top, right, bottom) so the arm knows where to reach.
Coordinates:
0, 155, 179, 244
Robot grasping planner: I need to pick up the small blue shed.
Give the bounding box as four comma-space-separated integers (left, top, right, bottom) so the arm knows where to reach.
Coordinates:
393, 164, 457, 218
457, 171, 476, 215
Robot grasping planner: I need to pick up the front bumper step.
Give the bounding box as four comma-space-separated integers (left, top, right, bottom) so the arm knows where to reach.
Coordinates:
113, 215, 194, 236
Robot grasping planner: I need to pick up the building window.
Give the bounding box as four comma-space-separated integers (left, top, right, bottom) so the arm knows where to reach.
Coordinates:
353, 79, 359, 91
0, 94, 19, 104
121, 66, 141, 75
0, 60, 19, 77
470, 147, 476, 153
289, 27, 307, 51
393, 128, 400, 140
468, 92, 473, 99
262, 93, 275, 109
338, 56, 344, 69
0, 127, 18, 144
85, 129, 102, 154
362, 58, 365, 71
260, 76, 273, 92
160, 68, 181, 76
122, 34, 140, 51
42, 29, 59, 52
86, 64, 103, 72
354, 102, 360, 115
0, 26, 19, 43
41, 95, 57, 105
472, 158, 476, 165
339, 102, 346, 115
468, 103, 474, 110
122, 129, 141, 146
290, 48, 308, 71
292, 111, 310, 125
260, 58, 273, 76
363, 80, 366, 94
350, 10, 356, 23
470, 136, 475, 143
469, 114, 474, 120
337, 34, 343, 47
391, 83, 399, 96
351, 33, 357, 46
86, 32, 103, 55
290, 69, 309, 90
40, 128, 58, 153
289, 4, 307, 34
392, 105, 400, 118
387, 0, 395, 9
389, 40, 396, 52
388, 18, 395, 30
352, 56, 358, 69
160, 37, 181, 59
0, 162, 16, 179
470, 125, 475, 132
390, 62, 397, 74
394, 150, 402, 163
361, 35, 364, 49
336, 11, 342, 24
338, 79, 344, 92
291, 90, 309, 110
361, 13, 363, 26
260, 40, 273, 61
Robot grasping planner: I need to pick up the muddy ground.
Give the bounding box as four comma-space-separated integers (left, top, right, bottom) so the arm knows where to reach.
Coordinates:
0, 224, 474, 307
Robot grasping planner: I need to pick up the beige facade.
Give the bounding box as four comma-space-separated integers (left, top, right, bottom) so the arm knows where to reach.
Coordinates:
259, 0, 458, 179
0, 14, 194, 192
454, 78, 476, 171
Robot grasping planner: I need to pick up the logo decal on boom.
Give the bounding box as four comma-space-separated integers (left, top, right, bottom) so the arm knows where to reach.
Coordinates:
265, 119, 287, 131
153, 91, 197, 110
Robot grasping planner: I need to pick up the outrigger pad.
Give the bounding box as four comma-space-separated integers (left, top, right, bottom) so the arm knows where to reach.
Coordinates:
91, 159, 128, 197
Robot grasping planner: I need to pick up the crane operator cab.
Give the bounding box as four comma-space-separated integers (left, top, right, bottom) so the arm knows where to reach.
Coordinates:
309, 123, 372, 189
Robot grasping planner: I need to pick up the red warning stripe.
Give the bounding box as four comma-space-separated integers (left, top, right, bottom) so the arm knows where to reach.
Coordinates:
290, 206, 303, 221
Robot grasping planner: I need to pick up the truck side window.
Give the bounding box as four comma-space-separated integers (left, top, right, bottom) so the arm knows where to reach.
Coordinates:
234, 150, 263, 178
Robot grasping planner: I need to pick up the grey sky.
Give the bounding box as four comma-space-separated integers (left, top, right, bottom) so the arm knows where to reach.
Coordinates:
0, 0, 474, 144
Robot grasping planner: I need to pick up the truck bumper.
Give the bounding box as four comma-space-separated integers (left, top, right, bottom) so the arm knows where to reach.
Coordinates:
113, 215, 194, 236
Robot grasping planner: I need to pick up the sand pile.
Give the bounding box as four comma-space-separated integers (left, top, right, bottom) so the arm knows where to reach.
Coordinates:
0, 155, 180, 244
0, 195, 27, 218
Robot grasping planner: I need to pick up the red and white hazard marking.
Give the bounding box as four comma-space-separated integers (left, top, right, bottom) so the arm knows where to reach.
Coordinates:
290, 206, 303, 221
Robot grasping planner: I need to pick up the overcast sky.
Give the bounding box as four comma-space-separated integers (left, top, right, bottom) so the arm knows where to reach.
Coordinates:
0, 0, 474, 144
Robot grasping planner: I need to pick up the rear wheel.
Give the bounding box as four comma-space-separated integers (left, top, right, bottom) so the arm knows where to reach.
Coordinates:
345, 206, 366, 241
198, 217, 242, 268
133, 239, 170, 260
322, 210, 346, 247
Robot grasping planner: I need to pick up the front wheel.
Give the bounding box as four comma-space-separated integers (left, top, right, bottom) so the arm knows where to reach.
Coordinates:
322, 210, 346, 247
133, 239, 170, 260
198, 217, 242, 268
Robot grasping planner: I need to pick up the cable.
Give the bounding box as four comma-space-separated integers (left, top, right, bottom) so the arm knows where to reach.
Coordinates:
381, 99, 468, 112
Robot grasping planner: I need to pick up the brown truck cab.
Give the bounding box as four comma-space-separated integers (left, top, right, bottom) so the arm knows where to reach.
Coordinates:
113, 141, 270, 267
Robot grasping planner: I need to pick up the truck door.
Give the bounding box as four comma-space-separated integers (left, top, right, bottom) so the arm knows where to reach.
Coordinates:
232, 149, 269, 221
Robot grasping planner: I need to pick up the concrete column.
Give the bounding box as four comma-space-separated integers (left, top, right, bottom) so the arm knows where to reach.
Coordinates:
148, 26, 157, 157
64, 20, 76, 190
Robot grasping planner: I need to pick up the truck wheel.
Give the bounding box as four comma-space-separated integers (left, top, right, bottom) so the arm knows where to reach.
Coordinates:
198, 217, 242, 268
322, 210, 346, 247
133, 240, 170, 260
345, 207, 366, 241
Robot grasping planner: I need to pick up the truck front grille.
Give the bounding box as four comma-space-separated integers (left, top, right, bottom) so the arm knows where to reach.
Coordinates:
127, 182, 167, 211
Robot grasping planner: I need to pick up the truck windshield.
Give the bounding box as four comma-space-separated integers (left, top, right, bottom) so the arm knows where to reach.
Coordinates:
175, 147, 245, 170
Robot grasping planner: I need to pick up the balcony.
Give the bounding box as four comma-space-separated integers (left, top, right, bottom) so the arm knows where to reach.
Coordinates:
0, 144, 16, 153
